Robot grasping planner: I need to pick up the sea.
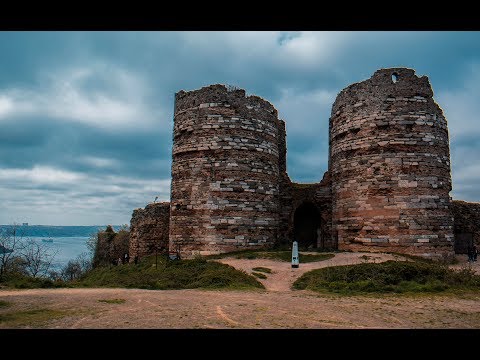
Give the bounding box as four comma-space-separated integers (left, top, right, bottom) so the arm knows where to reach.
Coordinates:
28, 236, 91, 270
0, 225, 125, 271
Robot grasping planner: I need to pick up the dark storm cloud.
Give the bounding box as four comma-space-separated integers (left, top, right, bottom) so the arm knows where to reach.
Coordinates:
0, 31, 479, 225
0, 115, 172, 180
0, 32, 87, 84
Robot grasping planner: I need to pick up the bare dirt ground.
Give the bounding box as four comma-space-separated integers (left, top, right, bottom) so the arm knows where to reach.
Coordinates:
1, 252, 479, 329
218, 251, 404, 292
450, 254, 480, 274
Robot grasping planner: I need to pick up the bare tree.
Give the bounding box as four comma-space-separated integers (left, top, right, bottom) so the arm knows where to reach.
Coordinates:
61, 260, 82, 281
0, 224, 24, 279
59, 252, 92, 282
47, 269, 62, 282
86, 232, 98, 256
19, 238, 58, 278
75, 251, 92, 274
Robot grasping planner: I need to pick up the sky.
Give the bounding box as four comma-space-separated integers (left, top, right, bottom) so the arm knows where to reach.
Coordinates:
0, 31, 479, 226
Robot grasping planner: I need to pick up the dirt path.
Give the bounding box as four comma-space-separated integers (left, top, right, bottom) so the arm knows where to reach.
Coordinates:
450, 254, 480, 274
1, 287, 479, 329
217, 251, 404, 292
1, 252, 479, 329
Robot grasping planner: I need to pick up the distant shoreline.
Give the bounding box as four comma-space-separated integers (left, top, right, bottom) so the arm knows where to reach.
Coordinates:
0, 225, 128, 237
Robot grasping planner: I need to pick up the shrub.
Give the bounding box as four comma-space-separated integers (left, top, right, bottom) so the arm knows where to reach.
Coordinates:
77, 256, 264, 290
293, 260, 480, 294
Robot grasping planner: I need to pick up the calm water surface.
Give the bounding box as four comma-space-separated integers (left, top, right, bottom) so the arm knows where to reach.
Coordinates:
29, 236, 91, 270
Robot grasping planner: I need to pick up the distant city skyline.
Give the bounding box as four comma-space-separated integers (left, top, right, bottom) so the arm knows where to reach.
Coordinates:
0, 31, 479, 225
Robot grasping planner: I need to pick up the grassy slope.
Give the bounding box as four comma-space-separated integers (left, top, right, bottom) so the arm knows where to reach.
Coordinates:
293, 260, 480, 294
0, 275, 67, 289
0, 309, 70, 328
77, 256, 264, 290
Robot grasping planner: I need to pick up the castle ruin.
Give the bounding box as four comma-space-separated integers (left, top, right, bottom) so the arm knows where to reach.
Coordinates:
129, 68, 480, 261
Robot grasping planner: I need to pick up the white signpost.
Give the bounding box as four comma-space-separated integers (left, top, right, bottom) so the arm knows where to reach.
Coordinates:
292, 241, 299, 268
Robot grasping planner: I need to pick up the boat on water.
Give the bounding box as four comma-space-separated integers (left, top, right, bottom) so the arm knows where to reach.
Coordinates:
41, 238, 54, 243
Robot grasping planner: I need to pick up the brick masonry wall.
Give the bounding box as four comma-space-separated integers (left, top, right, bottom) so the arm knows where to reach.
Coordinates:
329, 68, 454, 259
169, 85, 282, 257
451, 200, 480, 253
129, 69, 469, 260
129, 202, 170, 261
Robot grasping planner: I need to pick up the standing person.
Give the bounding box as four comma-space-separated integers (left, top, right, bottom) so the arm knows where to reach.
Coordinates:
124, 253, 130, 264
473, 244, 478, 262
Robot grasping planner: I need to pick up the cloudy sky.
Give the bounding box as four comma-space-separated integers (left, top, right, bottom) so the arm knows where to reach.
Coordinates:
0, 31, 479, 225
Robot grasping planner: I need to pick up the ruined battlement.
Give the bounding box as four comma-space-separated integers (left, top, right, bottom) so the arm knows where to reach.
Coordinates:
129, 202, 170, 261
170, 84, 282, 258
330, 67, 453, 260
129, 67, 477, 261
175, 84, 278, 118
332, 68, 433, 112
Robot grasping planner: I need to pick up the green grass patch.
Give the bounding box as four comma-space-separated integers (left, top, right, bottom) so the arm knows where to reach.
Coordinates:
0, 300, 10, 308
293, 260, 480, 294
1, 275, 68, 289
252, 272, 268, 279
209, 249, 335, 263
0, 308, 69, 328
252, 267, 272, 274
98, 298, 126, 304
77, 256, 264, 290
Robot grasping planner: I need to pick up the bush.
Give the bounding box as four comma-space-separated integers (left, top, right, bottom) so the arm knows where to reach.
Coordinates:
293, 260, 480, 294
90, 225, 130, 268
77, 256, 264, 290
0, 273, 67, 289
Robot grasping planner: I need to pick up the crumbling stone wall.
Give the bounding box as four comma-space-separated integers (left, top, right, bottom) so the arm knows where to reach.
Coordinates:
169, 85, 282, 257
128, 68, 477, 261
452, 200, 480, 253
129, 202, 170, 261
329, 68, 454, 259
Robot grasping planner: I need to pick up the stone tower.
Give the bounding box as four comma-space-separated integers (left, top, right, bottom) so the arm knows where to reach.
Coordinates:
169, 84, 282, 257
329, 68, 454, 259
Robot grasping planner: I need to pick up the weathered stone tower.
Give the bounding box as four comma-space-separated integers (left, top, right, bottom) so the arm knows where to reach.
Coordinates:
169, 85, 282, 257
129, 67, 480, 262
329, 68, 454, 259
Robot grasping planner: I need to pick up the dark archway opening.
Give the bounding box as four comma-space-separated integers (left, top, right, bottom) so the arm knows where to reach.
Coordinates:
293, 202, 321, 249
